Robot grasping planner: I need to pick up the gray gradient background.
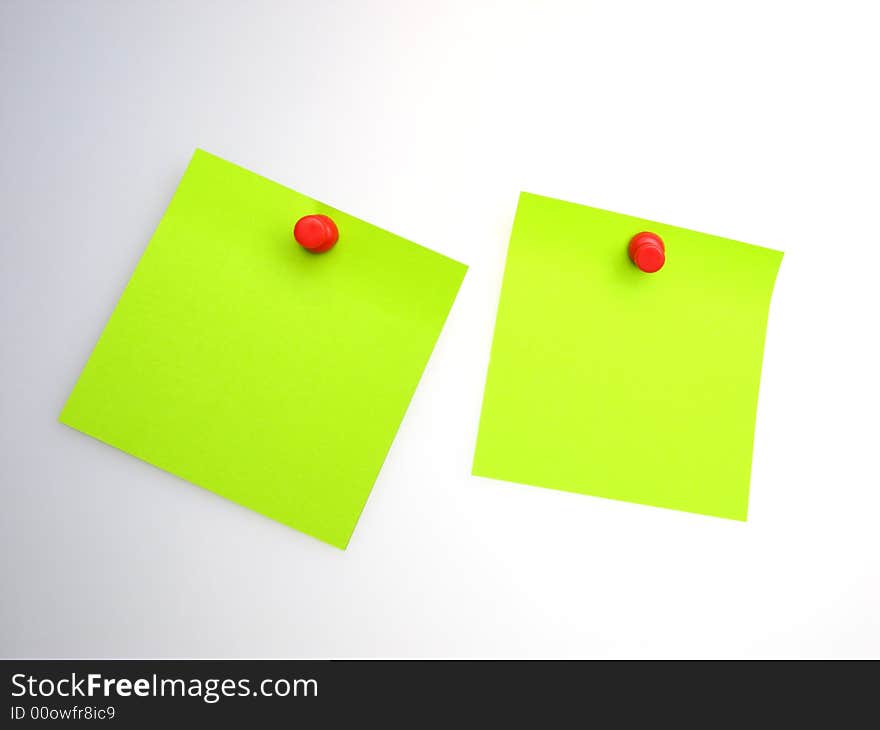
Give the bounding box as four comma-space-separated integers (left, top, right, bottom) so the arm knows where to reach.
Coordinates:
2, 1, 879, 658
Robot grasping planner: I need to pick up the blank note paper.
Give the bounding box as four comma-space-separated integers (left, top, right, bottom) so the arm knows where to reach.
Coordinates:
473, 193, 782, 520
61, 150, 467, 548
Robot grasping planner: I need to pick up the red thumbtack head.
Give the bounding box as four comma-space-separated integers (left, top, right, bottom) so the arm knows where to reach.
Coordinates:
628, 231, 665, 273
294, 214, 339, 253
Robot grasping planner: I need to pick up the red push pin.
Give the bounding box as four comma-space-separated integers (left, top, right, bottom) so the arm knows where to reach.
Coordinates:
628, 231, 665, 273
293, 214, 339, 253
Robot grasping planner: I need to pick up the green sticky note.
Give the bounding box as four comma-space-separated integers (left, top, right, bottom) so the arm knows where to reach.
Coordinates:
61, 149, 466, 548
473, 192, 782, 520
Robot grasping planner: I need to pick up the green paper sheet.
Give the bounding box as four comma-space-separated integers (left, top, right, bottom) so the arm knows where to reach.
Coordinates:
61, 149, 466, 548
473, 192, 782, 520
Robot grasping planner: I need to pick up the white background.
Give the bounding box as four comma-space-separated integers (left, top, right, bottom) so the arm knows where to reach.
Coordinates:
2, 0, 878, 658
